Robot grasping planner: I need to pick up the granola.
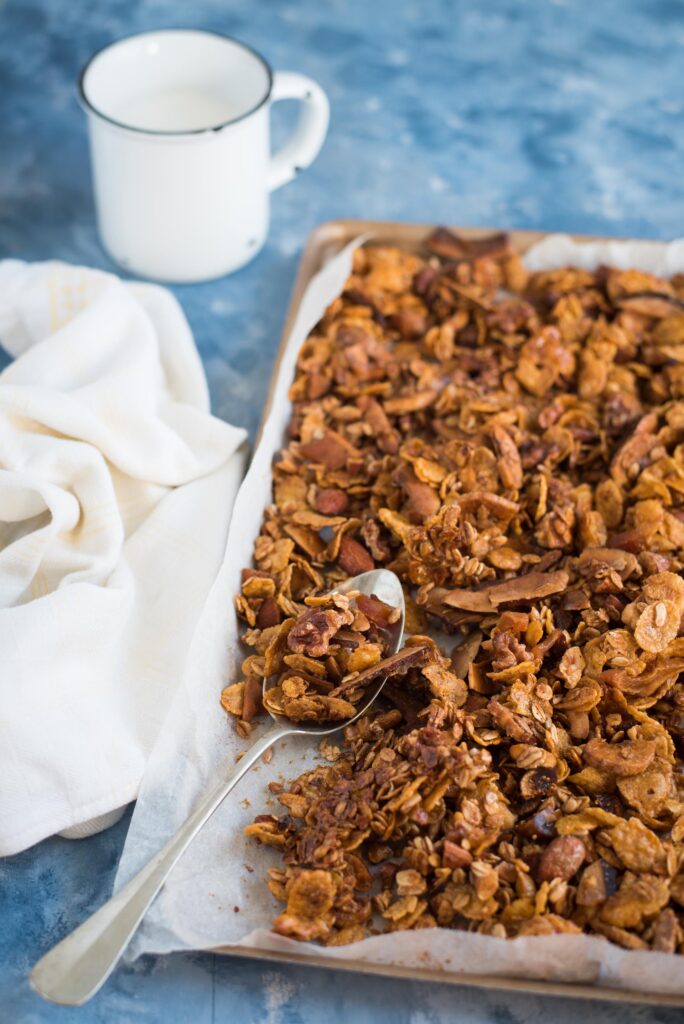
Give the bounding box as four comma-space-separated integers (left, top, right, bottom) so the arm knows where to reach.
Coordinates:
233, 228, 684, 952
227, 589, 411, 725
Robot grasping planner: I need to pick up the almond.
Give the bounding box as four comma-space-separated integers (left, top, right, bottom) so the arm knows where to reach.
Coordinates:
315, 488, 349, 515
299, 432, 348, 470
337, 535, 374, 575
256, 597, 281, 629
537, 836, 586, 882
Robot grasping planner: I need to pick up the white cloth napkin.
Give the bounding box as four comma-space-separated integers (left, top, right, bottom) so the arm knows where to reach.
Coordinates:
0, 260, 247, 856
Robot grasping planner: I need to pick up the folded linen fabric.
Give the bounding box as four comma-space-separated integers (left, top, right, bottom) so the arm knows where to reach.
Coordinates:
0, 260, 247, 855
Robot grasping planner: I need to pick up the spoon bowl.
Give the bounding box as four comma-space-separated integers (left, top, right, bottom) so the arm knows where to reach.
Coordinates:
263, 568, 405, 736
31, 569, 406, 1006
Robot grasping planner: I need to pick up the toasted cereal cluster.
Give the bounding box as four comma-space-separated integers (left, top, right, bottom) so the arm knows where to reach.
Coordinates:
230, 228, 684, 950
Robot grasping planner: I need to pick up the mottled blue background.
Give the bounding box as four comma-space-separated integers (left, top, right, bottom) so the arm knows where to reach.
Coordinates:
2, 0, 684, 1020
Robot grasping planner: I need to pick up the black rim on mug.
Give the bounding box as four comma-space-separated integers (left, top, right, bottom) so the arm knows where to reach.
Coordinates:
78, 28, 275, 137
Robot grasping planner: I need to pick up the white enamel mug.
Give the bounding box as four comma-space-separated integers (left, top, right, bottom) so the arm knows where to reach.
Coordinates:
79, 30, 329, 282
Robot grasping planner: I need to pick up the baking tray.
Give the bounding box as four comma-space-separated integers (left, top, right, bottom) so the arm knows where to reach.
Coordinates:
219, 220, 684, 1007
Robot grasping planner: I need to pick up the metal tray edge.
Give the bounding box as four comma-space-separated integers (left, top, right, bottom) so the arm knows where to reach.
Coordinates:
212, 943, 684, 1006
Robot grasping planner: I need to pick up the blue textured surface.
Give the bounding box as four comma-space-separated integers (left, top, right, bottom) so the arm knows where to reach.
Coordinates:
2, 0, 684, 1020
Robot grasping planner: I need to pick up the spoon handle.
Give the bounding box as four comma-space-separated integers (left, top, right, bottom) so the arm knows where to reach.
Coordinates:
31, 724, 289, 1006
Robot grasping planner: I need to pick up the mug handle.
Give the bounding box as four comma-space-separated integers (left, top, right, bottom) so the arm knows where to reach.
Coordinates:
267, 72, 330, 192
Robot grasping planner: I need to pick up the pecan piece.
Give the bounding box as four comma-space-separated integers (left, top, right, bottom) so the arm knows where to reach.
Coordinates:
287, 607, 353, 658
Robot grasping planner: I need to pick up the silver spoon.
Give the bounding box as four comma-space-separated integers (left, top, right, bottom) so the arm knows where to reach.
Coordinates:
31, 569, 405, 1006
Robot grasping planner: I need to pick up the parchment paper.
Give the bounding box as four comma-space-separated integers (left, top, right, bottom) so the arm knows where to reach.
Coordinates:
116, 232, 684, 996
